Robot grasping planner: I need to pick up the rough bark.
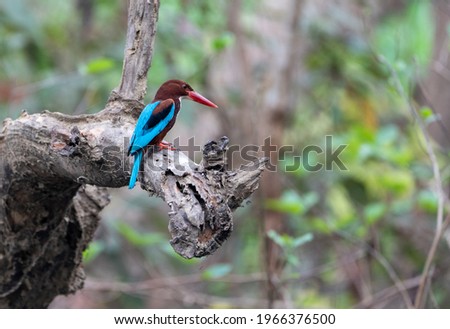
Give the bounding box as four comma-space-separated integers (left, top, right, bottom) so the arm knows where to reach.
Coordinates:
0, 0, 266, 308
115, 0, 160, 102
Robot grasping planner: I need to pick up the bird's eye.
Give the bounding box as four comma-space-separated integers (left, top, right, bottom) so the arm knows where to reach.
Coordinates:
182, 84, 187, 89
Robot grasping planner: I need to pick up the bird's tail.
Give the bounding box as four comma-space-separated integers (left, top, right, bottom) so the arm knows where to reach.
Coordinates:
128, 150, 143, 189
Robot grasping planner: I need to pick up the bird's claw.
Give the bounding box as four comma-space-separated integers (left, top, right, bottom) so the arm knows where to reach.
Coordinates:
158, 141, 177, 151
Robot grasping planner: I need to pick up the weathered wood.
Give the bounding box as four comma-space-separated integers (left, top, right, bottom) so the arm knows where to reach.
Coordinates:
139, 137, 267, 258
0, 104, 265, 307
114, 0, 160, 102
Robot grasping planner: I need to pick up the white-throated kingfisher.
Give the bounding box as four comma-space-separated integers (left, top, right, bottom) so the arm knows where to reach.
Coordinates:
127, 79, 218, 189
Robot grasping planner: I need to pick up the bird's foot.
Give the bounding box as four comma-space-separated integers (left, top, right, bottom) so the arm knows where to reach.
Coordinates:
158, 141, 177, 151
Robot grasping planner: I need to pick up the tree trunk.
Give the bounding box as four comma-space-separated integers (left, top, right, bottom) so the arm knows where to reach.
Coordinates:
0, 0, 266, 308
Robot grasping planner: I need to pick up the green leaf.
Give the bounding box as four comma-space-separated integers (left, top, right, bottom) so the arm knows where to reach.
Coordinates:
380, 170, 414, 196
286, 254, 300, 267
418, 190, 438, 214
82, 57, 115, 75
376, 125, 399, 145
267, 231, 312, 267
201, 263, 232, 280
292, 233, 314, 248
265, 199, 304, 214
265, 190, 318, 215
114, 222, 165, 247
302, 193, 320, 211
267, 230, 313, 249
363, 203, 386, 225
373, 1, 433, 68
267, 230, 287, 247
211, 32, 235, 52
358, 143, 375, 161
83, 241, 105, 264
419, 107, 439, 124
420, 107, 433, 120
311, 218, 332, 234
327, 186, 355, 223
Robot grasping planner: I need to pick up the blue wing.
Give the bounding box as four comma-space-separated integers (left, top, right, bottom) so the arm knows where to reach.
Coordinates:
128, 100, 175, 156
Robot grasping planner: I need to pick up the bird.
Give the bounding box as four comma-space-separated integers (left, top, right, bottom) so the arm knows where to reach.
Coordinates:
127, 79, 218, 189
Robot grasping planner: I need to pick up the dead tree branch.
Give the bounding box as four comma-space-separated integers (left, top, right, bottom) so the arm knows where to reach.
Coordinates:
0, 0, 266, 308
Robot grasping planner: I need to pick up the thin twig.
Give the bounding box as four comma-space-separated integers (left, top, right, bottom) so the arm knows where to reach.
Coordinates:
337, 231, 413, 308
354, 275, 422, 308
84, 250, 367, 292
415, 214, 450, 307
368, 245, 413, 308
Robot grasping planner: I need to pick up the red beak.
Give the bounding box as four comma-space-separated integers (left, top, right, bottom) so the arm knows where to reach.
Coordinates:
188, 91, 218, 108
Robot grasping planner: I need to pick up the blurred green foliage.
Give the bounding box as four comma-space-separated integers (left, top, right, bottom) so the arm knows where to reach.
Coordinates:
2, 0, 449, 308
0, 0, 125, 118
267, 230, 313, 267
283, 0, 447, 308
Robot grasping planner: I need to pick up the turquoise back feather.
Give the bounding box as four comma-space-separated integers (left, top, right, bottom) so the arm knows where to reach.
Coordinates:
128, 100, 175, 189
128, 101, 175, 155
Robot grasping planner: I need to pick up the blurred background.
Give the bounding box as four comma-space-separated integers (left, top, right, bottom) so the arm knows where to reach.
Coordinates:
1, 0, 450, 308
